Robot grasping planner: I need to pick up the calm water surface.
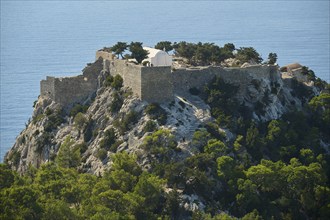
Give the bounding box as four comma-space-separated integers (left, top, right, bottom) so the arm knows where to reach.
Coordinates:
1, 1, 329, 161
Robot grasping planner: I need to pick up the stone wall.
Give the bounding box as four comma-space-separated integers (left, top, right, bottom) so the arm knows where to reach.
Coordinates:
95, 51, 113, 61
40, 49, 280, 107
40, 60, 102, 107
40, 76, 56, 100
52, 75, 98, 107
172, 67, 216, 95
109, 60, 143, 98
172, 65, 280, 95
108, 60, 173, 103
141, 66, 173, 103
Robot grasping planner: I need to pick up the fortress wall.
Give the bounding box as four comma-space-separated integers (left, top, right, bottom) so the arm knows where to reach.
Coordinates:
95, 51, 113, 61
110, 60, 142, 98
40, 59, 102, 107
82, 58, 104, 79
40, 76, 56, 100
172, 65, 281, 94
141, 66, 173, 103
53, 75, 98, 107
172, 68, 216, 95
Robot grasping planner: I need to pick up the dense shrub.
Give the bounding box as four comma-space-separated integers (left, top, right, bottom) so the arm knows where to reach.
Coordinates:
56, 136, 81, 168
73, 112, 87, 130
145, 103, 167, 125
143, 120, 157, 133
104, 74, 123, 90
109, 91, 123, 113
99, 128, 117, 150
142, 129, 178, 163
97, 148, 108, 161
69, 104, 89, 117
104, 75, 114, 87
235, 47, 263, 64
112, 75, 123, 90
36, 132, 53, 153
44, 108, 65, 132
113, 110, 139, 135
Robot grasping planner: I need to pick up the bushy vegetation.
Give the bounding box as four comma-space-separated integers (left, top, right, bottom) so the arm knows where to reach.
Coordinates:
2, 93, 330, 219
109, 91, 123, 113
173, 41, 236, 65
145, 103, 167, 125
109, 41, 149, 64
104, 74, 123, 90
106, 41, 271, 66
0, 153, 170, 220
203, 76, 240, 128
43, 108, 65, 132
56, 136, 81, 168
114, 110, 139, 135
69, 104, 89, 118
99, 128, 122, 153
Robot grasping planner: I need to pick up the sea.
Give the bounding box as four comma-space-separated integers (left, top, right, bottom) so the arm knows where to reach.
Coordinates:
1, 1, 329, 161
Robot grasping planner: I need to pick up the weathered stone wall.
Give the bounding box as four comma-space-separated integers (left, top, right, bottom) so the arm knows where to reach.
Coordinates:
172, 65, 281, 95
52, 75, 98, 107
40, 76, 56, 99
40, 60, 102, 107
109, 60, 142, 98
95, 51, 113, 61
172, 67, 216, 95
41, 48, 280, 107
141, 66, 173, 103
107, 60, 173, 103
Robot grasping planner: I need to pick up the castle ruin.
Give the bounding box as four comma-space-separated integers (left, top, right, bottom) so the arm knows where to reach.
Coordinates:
40, 50, 281, 107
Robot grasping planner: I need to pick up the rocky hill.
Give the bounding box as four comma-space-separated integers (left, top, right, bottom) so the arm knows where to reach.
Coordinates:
3, 59, 330, 219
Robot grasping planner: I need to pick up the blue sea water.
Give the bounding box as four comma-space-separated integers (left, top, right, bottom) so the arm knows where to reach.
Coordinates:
0, 1, 329, 161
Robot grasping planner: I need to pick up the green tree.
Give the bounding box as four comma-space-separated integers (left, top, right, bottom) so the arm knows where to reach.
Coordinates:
204, 139, 227, 157
111, 74, 123, 90
174, 41, 196, 64
111, 152, 142, 176
41, 199, 78, 220
111, 42, 128, 58
195, 42, 213, 65
142, 129, 177, 162
99, 128, 117, 151
109, 91, 123, 113
155, 41, 173, 52
301, 66, 316, 81
0, 186, 42, 220
236, 47, 263, 64
134, 172, 166, 211
56, 136, 81, 168
0, 164, 15, 189
129, 42, 149, 64
74, 112, 87, 130
223, 43, 235, 52
192, 129, 211, 150
267, 52, 277, 65
217, 156, 236, 180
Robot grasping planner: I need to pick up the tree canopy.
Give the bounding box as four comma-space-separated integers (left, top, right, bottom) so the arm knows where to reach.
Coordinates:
129, 42, 149, 64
